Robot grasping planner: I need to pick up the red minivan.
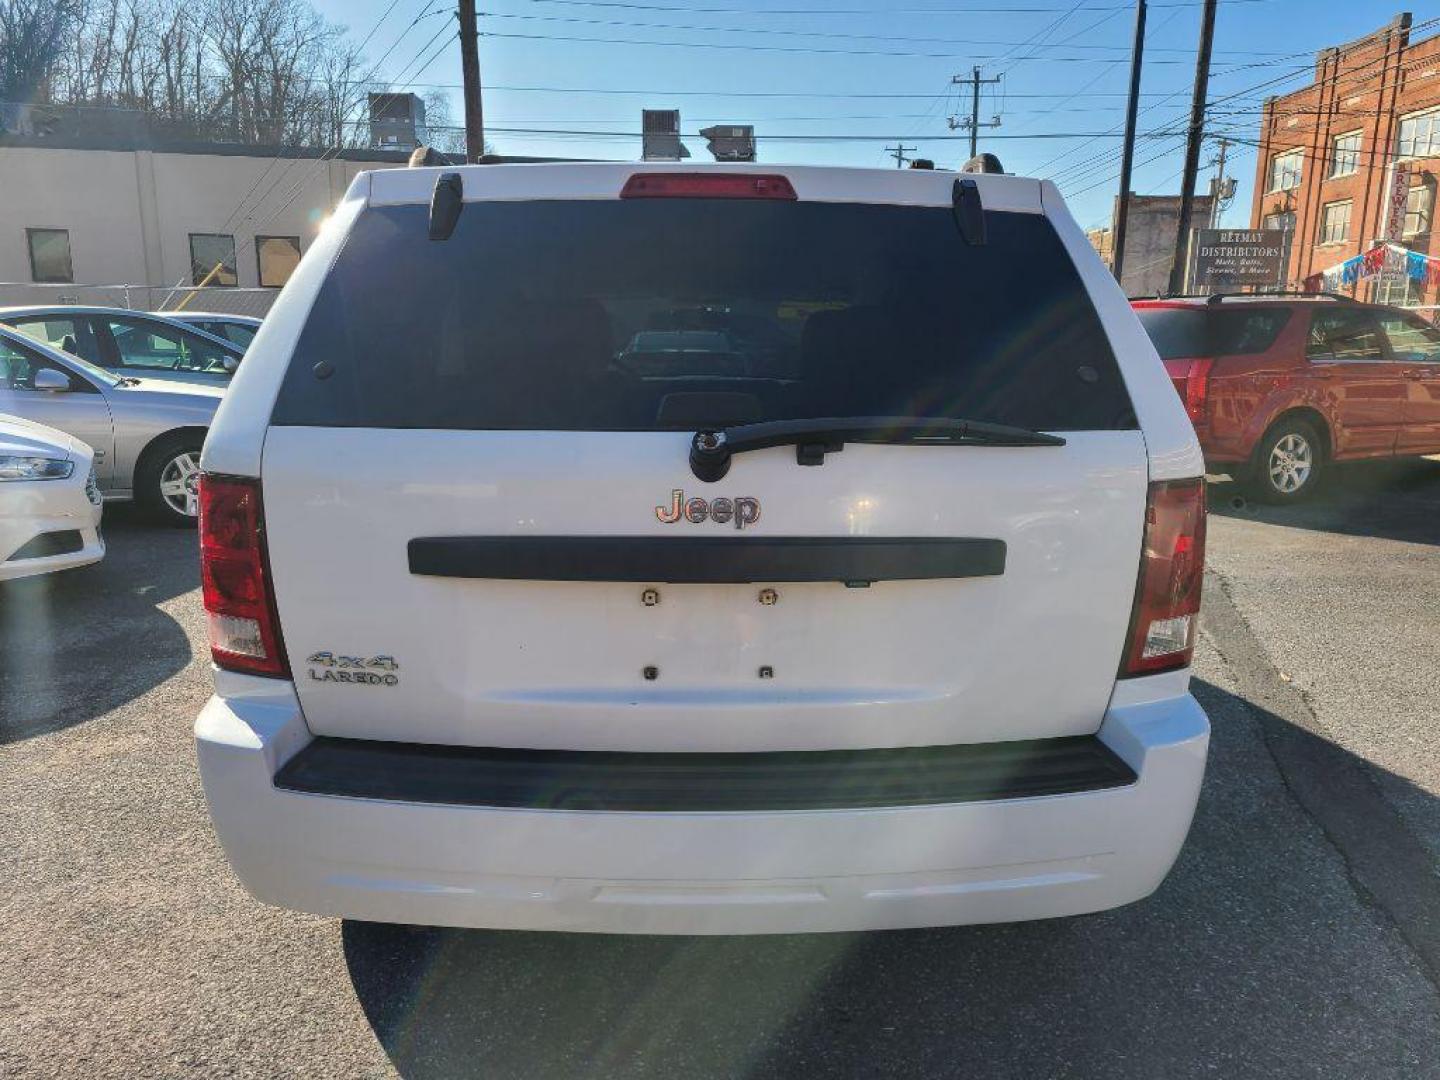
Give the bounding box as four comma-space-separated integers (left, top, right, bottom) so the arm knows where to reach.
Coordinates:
1132, 295, 1440, 501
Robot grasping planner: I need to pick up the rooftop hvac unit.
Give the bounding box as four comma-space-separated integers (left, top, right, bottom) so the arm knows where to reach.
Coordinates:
369, 93, 428, 150
700, 125, 756, 163
642, 109, 690, 161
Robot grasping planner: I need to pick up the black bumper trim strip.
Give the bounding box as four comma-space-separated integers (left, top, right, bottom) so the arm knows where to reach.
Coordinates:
407, 536, 1006, 584
7, 529, 84, 561
273, 735, 1135, 812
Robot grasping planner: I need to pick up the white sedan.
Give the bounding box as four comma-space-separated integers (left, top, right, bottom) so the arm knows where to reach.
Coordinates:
0, 412, 104, 581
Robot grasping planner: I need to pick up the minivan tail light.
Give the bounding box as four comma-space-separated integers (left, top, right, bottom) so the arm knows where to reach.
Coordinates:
620, 173, 797, 200
1162, 357, 1214, 425
1121, 478, 1207, 677
199, 475, 289, 677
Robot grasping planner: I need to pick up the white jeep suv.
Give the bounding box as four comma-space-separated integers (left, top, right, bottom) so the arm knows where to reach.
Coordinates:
194, 162, 1209, 935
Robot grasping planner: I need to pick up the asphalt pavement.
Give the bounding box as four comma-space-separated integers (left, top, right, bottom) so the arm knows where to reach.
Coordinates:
2, 459, 1438, 1079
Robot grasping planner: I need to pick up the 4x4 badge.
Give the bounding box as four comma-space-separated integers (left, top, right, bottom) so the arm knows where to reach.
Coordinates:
306, 651, 400, 686
655, 489, 760, 529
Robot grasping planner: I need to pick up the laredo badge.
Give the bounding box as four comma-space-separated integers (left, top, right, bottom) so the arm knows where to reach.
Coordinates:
307, 652, 400, 686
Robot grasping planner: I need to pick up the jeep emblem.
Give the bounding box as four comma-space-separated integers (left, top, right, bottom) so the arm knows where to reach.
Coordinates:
655, 489, 760, 529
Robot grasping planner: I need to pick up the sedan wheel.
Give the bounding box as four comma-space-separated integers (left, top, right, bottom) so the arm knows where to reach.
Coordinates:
138, 438, 205, 525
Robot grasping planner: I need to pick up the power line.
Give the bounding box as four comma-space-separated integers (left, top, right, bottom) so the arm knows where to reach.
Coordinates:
463, 125, 1224, 140
224, 0, 450, 232
1043, 21, 1440, 193
517, 0, 1282, 14
476, 28, 1296, 63
247, 19, 460, 233
476, 8, 1292, 54
381, 84, 1295, 99
215, 0, 444, 236
1030, 5, 1187, 176
991, 0, 1089, 75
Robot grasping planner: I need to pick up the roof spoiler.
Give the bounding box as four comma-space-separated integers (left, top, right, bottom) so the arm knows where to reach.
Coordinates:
1206, 290, 1354, 305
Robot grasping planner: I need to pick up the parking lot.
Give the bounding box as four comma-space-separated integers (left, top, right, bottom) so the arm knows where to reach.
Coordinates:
2, 460, 1439, 1079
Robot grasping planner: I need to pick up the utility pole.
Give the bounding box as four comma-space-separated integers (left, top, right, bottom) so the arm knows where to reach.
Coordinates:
1112, 0, 1146, 286
1167, 0, 1218, 296
885, 143, 917, 169
458, 0, 484, 162
1209, 136, 1231, 227
948, 68, 1003, 158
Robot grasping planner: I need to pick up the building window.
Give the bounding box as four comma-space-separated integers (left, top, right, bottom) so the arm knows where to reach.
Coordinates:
255, 235, 302, 288
1404, 184, 1433, 238
26, 228, 73, 284
1398, 108, 1440, 160
1329, 132, 1361, 178
189, 233, 237, 287
1318, 200, 1351, 245
1374, 274, 1422, 308
1268, 148, 1303, 192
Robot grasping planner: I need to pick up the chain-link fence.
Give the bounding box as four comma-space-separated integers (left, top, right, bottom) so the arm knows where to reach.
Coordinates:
0, 282, 278, 318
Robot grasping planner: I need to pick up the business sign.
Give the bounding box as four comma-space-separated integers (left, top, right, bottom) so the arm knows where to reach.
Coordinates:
1191, 229, 1288, 287
1385, 163, 1412, 242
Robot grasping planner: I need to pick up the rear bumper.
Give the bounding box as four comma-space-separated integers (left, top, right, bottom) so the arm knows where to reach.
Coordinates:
195, 675, 1209, 934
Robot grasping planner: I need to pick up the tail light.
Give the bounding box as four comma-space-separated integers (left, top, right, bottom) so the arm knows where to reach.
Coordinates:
199, 474, 289, 677
1121, 478, 1207, 677
1163, 357, 1215, 426
620, 173, 797, 200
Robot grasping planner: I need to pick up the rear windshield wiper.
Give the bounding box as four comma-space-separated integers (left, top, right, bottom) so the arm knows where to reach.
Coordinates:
689, 416, 1065, 481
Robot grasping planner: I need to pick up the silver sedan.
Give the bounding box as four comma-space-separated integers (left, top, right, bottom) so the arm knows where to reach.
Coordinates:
0, 305, 241, 386
0, 322, 220, 524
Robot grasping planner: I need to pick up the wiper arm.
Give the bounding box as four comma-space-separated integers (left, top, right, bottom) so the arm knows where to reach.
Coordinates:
689, 416, 1064, 481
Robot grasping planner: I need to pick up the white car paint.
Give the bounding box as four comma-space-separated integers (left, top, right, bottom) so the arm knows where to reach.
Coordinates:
196, 162, 1209, 934
0, 413, 104, 581
261, 427, 1149, 751
199, 667, 1206, 934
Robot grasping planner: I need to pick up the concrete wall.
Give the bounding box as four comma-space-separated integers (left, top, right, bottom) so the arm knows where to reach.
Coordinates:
0, 145, 402, 306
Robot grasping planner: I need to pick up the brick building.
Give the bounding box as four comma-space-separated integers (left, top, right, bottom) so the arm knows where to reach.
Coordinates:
1251, 13, 1440, 306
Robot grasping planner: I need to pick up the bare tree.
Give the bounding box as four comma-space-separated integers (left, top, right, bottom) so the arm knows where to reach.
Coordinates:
41, 0, 373, 147
421, 90, 467, 156
0, 0, 85, 104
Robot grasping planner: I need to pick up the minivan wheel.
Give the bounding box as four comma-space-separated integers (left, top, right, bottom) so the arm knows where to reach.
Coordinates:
1247, 418, 1324, 503
137, 437, 204, 525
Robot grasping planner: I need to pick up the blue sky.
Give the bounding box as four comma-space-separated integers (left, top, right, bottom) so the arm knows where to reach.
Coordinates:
309, 0, 1432, 229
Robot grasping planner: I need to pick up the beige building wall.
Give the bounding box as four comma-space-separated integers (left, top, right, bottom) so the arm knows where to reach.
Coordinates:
0, 145, 401, 296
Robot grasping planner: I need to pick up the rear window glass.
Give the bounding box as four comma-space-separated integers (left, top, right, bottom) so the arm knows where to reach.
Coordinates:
272, 200, 1134, 431
1136, 306, 1290, 360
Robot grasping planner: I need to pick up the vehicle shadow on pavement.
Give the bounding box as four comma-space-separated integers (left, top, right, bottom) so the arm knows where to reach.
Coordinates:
1208, 456, 1440, 547
341, 677, 1440, 1080
0, 504, 198, 743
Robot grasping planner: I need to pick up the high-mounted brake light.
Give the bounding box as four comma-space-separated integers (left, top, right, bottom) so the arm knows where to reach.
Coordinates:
1163, 357, 1215, 426
199, 475, 289, 677
1121, 478, 1207, 677
620, 173, 798, 200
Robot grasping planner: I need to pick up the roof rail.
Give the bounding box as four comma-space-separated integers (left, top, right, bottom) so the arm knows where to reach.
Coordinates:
1206, 290, 1355, 305
1128, 293, 1222, 302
